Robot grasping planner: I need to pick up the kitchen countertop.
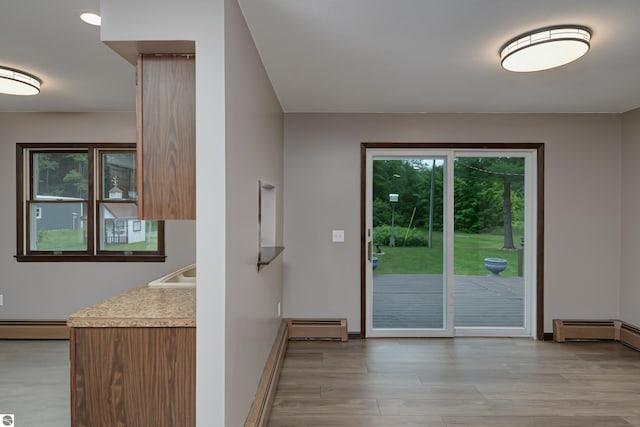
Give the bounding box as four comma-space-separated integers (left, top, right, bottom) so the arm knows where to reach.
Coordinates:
67, 285, 195, 328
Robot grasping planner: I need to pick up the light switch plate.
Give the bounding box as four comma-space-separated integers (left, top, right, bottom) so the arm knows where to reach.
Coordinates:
332, 230, 345, 242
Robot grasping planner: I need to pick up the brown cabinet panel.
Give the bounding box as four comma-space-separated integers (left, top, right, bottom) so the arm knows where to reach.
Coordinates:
70, 327, 195, 427
137, 55, 196, 220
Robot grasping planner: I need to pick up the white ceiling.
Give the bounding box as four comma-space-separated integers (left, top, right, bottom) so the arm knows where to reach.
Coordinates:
0, 0, 135, 112
2, 0, 640, 113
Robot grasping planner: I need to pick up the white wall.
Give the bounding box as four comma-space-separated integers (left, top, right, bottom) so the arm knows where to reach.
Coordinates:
283, 113, 623, 334
621, 107, 640, 327
102, 1, 284, 425
0, 112, 195, 319
102, 2, 227, 424
225, 0, 284, 424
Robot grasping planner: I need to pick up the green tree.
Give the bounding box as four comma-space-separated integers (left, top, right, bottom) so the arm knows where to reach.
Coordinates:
455, 157, 524, 249
372, 159, 444, 232
34, 152, 89, 198
35, 154, 59, 195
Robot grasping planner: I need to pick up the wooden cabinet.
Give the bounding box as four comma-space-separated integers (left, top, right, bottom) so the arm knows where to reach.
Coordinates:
136, 54, 196, 220
70, 326, 195, 427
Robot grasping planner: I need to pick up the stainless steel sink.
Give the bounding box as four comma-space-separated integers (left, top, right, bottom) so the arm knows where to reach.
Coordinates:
148, 264, 196, 288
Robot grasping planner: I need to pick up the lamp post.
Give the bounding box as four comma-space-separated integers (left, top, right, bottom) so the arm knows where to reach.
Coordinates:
389, 193, 398, 247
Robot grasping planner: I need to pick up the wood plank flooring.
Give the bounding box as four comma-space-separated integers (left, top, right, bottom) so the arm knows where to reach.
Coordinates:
0, 340, 69, 427
3, 338, 639, 427
268, 338, 640, 427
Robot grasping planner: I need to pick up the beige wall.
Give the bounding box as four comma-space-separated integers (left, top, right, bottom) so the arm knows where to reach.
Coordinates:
225, 0, 284, 425
0, 112, 196, 319
621, 107, 640, 327
283, 113, 623, 334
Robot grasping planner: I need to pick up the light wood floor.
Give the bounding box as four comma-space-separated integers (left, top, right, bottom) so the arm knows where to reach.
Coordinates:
0, 340, 69, 427
268, 338, 640, 427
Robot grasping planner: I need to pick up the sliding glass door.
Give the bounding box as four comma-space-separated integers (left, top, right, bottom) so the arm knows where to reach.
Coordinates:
365, 148, 537, 338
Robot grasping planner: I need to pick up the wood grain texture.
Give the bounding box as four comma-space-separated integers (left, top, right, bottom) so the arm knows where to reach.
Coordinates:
138, 54, 196, 220
268, 338, 640, 427
70, 327, 195, 427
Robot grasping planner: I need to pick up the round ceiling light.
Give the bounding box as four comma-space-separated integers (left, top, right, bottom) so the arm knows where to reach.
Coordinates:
0, 66, 41, 96
80, 12, 102, 26
500, 26, 591, 72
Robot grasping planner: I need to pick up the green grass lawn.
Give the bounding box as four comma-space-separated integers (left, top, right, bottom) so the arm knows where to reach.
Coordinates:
36, 229, 86, 250
374, 232, 521, 276
36, 228, 158, 251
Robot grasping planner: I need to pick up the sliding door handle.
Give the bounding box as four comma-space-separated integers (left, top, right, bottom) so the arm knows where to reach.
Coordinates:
368, 241, 372, 262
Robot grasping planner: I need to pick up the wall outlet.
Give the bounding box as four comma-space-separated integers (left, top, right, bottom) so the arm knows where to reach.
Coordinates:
277, 302, 281, 317
332, 230, 345, 242
0, 294, 3, 306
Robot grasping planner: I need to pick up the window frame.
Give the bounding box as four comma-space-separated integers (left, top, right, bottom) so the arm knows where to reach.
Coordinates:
16, 142, 166, 262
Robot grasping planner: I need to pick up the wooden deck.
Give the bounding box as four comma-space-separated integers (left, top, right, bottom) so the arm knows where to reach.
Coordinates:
373, 274, 524, 329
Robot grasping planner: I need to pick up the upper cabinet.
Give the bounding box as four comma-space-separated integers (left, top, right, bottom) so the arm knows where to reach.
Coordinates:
136, 54, 196, 220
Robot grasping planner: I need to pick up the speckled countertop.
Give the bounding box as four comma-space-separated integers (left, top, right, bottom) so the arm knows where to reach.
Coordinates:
67, 285, 195, 328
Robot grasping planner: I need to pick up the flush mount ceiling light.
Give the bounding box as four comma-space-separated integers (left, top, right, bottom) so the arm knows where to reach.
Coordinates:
0, 66, 41, 96
500, 25, 591, 72
80, 12, 102, 26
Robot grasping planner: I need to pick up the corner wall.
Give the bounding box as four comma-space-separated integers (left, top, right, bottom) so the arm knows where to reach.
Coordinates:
100, 1, 228, 424
225, 0, 284, 425
283, 113, 622, 334
621, 107, 640, 327
0, 112, 196, 319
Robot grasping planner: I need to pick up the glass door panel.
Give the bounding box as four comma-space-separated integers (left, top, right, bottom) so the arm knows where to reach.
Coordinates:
453, 155, 526, 328
365, 148, 535, 338
367, 154, 451, 336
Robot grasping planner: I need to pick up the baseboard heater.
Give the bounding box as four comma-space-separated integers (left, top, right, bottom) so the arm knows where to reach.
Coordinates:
553, 319, 640, 351
620, 322, 640, 351
553, 319, 619, 342
0, 320, 69, 339
287, 318, 348, 342
245, 320, 289, 427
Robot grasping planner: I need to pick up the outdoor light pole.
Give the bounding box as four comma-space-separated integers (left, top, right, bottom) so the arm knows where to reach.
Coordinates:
389, 193, 399, 247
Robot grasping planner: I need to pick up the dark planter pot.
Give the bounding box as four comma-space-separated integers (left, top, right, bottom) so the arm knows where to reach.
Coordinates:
372, 257, 378, 270
484, 257, 507, 276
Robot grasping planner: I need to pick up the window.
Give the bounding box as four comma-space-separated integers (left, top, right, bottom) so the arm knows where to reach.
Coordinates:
16, 143, 165, 262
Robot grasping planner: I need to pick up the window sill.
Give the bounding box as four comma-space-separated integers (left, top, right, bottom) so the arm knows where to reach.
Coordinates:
15, 254, 166, 263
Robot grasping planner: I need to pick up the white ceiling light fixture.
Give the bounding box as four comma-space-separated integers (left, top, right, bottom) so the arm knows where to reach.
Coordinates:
80, 12, 102, 26
500, 25, 592, 72
0, 66, 41, 96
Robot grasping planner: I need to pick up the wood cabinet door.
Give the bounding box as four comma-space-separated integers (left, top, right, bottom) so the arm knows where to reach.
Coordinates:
70, 327, 196, 427
137, 54, 196, 220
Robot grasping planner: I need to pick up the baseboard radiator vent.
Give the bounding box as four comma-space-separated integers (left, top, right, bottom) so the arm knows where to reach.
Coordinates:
287, 318, 348, 342
245, 320, 288, 427
553, 319, 618, 342
620, 322, 640, 351
0, 320, 69, 339
553, 319, 640, 352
